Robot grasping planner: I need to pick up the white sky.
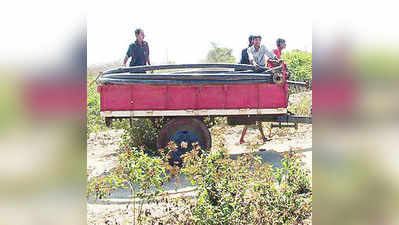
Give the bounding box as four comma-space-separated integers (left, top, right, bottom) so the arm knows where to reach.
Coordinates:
1, 0, 397, 68
88, 0, 313, 66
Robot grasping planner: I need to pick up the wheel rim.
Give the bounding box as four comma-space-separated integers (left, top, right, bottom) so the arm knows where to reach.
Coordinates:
157, 118, 212, 166
170, 129, 200, 163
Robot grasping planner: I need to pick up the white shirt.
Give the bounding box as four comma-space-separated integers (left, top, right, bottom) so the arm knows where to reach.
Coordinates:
247, 45, 276, 67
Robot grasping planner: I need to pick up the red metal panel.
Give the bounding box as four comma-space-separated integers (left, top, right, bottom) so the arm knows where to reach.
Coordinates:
258, 83, 287, 108
197, 85, 226, 109
100, 82, 289, 112
101, 85, 132, 111
167, 86, 197, 110
225, 84, 258, 109
132, 85, 167, 110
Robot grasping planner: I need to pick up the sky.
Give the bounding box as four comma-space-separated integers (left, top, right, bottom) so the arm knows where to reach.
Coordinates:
88, 0, 313, 66
1, 0, 397, 67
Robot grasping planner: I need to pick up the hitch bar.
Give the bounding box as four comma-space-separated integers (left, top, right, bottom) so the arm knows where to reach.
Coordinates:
227, 114, 312, 126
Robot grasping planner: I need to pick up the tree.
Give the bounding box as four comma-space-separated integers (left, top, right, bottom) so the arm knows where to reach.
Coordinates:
282, 50, 312, 82
206, 42, 236, 63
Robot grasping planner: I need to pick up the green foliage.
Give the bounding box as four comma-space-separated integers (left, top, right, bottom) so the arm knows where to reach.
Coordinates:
87, 76, 104, 134
143, 144, 312, 224
283, 50, 312, 83
88, 136, 312, 224
206, 42, 236, 63
120, 118, 164, 155
87, 148, 169, 224
87, 149, 168, 200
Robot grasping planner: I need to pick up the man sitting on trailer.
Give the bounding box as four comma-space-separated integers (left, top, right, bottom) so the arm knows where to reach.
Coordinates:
267, 38, 286, 68
122, 28, 151, 67
239, 35, 255, 64
247, 35, 277, 69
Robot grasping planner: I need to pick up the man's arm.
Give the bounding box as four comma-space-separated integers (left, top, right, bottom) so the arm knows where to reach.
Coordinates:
123, 55, 129, 66
123, 45, 131, 67
263, 45, 277, 59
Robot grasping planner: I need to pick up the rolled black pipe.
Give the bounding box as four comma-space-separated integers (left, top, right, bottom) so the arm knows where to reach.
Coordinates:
100, 73, 273, 81
102, 63, 281, 75
97, 78, 274, 85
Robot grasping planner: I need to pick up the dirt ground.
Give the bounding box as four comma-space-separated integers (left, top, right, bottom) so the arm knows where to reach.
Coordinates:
87, 91, 312, 224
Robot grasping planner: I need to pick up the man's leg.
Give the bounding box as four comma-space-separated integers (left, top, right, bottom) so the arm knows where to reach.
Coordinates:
257, 122, 269, 142
239, 125, 248, 144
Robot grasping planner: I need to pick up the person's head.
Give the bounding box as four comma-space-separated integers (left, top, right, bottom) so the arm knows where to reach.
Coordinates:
276, 38, 286, 49
253, 35, 262, 47
135, 28, 145, 41
248, 35, 255, 46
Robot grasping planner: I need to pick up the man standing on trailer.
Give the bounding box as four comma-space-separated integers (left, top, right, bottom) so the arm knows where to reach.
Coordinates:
239, 35, 272, 144
122, 28, 150, 67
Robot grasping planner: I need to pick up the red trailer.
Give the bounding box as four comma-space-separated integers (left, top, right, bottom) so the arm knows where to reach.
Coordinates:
96, 63, 311, 158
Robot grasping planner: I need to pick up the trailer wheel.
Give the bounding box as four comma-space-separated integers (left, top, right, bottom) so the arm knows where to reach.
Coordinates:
157, 118, 211, 165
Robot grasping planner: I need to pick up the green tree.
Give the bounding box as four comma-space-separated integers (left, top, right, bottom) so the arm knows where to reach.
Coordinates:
206, 42, 236, 63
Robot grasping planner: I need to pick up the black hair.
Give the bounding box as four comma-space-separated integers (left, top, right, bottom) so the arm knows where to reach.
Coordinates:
248, 35, 255, 46
276, 38, 286, 47
253, 35, 262, 40
248, 35, 254, 42
135, 28, 143, 36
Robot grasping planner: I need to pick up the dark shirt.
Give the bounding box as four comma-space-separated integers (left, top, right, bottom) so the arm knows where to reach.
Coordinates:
126, 40, 149, 66
239, 47, 250, 65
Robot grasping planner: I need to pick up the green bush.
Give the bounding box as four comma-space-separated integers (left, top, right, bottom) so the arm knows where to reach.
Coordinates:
87, 148, 169, 224
87, 76, 104, 134
88, 139, 312, 224
143, 145, 312, 224
283, 50, 312, 83
120, 119, 163, 155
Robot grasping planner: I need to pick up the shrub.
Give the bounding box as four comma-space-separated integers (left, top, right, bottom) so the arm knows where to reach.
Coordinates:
120, 119, 163, 155
87, 148, 170, 224
88, 139, 312, 224
283, 50, 312, 83
87, 76, 104, 134
144, 145, 312, 225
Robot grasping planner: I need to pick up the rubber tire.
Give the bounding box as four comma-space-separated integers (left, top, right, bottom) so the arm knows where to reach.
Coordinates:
157, 117, 212, 150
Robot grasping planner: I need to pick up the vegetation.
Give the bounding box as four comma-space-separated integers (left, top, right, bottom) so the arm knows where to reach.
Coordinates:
282, 50, 312, 83
87, 75, 105, 134
87, 148, 169, 224
288, 94, 312, 116
88, 140, 312, 224
178, 148, 312, 225
206, 42, 236, 63
120, 118, 164, 155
